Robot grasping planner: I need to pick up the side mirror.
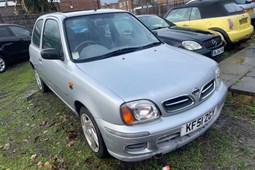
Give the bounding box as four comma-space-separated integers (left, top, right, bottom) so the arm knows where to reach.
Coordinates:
152, 31, 158, 37
41, 48, 63, 60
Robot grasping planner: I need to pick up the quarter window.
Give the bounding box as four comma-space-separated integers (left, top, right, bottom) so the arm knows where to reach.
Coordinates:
42, 19, 62, 54
32, 20, 43, 47
165, 8, 192, 22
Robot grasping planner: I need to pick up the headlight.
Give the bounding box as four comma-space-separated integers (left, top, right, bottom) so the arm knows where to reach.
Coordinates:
120, 100, 160, 125
215, 66, 221, 88
182, 41, 202, 50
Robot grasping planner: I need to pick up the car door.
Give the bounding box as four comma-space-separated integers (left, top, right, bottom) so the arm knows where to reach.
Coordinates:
8, 25, 31, 59
165, 7, 192, 27
40, 18, 70, 103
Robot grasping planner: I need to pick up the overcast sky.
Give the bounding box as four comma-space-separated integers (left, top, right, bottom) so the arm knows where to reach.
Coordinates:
101, 0, 118, 4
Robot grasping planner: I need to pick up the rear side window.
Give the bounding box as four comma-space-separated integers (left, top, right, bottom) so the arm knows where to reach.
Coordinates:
9, 26, 31, 37
42, 19, 62, 54
32, 20, 43, 47
165, 8, 192, 22
0, 27, 12, 37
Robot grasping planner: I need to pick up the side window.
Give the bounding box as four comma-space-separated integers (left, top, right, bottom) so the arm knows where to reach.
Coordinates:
166, 8, 192, 22
9, 26, 31, 37
32, 20, 43, 47
0, 27, 13, 38
42, 19, 62, 54
190, 7, 201, 20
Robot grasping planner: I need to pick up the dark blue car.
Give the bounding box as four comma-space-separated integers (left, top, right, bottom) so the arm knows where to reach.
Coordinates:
0, 24, 31, 73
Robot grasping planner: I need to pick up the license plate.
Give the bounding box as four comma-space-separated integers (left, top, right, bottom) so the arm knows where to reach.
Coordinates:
239, 18, 248, 24
180, 109, 215, 136
245, 8, 254, 14
211, 47, 224, 57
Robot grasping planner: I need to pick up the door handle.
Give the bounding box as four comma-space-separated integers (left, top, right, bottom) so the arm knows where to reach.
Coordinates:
39, 58, 42, 63
183, 24, 189, 27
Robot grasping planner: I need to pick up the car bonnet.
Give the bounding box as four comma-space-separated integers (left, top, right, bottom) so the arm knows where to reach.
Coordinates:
76, 44, 217, 103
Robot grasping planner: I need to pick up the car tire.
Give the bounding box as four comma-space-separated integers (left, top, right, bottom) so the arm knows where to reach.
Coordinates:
80, 106, 107, 158
34, 69, 50, 93
0, 56, 7, 73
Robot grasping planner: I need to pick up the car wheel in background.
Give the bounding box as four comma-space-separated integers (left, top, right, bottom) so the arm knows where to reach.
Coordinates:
80, 106, 107, 158
0, 56, 7, 73
34, 69, 50, 93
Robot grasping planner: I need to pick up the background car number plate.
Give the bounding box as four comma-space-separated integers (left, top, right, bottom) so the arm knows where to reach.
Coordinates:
181, 109, 215, 136
212, 47, 224, 57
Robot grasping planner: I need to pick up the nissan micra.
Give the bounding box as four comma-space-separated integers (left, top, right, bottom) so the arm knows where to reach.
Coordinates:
29, 9, 227, 162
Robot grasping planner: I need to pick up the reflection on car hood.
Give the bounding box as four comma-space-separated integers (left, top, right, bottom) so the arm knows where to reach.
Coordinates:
76, 44, 216, 102
156, 27, 217, 42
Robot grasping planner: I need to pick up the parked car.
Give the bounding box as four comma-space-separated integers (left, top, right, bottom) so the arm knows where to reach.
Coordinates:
137, 15, 225, 59
165, 0, 254, 45
234, 0, 255, 23
29, 9, 227, 162
0, 24, 31, 73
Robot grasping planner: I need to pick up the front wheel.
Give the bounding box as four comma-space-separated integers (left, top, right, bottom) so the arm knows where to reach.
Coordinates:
34, 69, 50, 93
0, 56, 7, 73
80, 106, 107, 158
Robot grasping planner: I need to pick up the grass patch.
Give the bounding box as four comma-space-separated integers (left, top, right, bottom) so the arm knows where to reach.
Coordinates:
1, 38, 255, 169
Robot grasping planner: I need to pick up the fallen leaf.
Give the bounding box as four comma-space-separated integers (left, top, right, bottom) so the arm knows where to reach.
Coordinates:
3, 143, 10, 150
67, 140, 75, 147
37, 161, 43, 166
30, 154, 37, 160
44, 161, 52, 169
40, 121, 48, 126
84, 157, 94, 164
55, 112, 61, 116
26, 123, 30, 126
23, 139, 28, 143
65, 130, 78, 139
46, 121, 57, 128
43, 130, 48, 134
34, 135, 40, 143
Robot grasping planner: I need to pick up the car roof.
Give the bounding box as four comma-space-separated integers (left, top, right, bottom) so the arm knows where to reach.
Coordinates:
38, 9, 126, 20
172, 0, 238, 9
0, 23, 29, 28
167, 0, 243, 18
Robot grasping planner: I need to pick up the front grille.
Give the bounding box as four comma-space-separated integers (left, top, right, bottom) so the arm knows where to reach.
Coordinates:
201, 80, 215, 100
162, 95, 194, 112
203, 37, 222, 48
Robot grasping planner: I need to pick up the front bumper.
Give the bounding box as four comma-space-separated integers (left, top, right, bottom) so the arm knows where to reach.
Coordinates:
96, 82, 228, 162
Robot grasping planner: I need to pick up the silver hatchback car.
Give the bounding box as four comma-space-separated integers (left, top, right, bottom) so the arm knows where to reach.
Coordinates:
29, 9, 227, 162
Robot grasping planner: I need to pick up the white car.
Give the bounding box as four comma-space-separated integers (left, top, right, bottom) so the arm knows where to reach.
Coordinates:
29, 9, 227, 162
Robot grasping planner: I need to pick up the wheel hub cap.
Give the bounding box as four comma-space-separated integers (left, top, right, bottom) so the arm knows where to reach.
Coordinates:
81, 114, 99, 152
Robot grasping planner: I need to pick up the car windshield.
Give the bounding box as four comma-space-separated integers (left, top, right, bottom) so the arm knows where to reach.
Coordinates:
224, 3, 243, 13
65, 12, 160, 62
234, 0, 252, 4
138, 15, 175, 30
